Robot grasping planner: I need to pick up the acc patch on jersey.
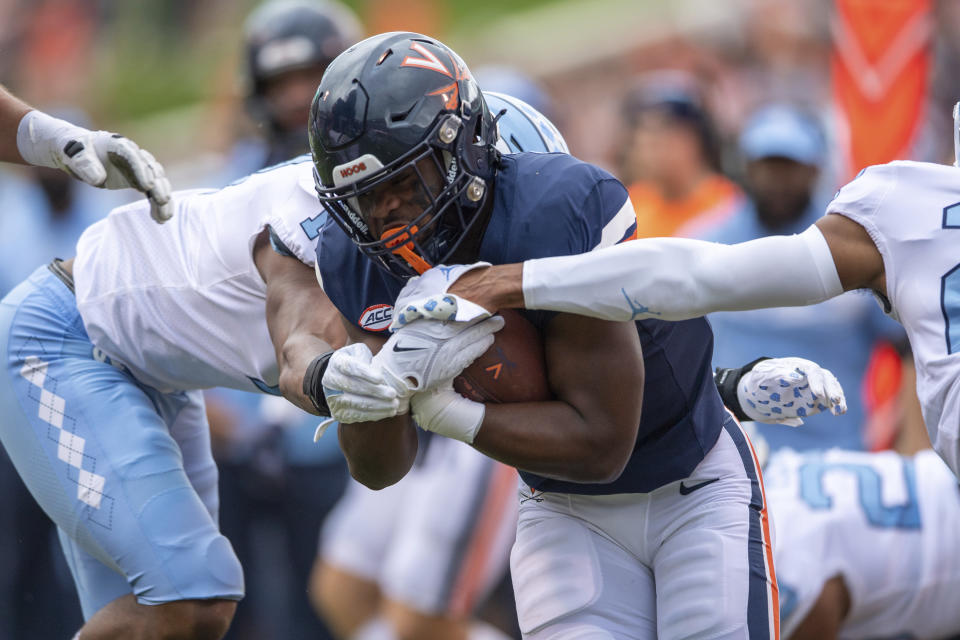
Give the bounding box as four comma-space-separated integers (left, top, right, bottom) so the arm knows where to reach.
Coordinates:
359, 303, 393, 332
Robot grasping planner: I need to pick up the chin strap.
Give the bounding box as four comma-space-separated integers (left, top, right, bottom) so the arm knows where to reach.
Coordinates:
382, 226, 432, 274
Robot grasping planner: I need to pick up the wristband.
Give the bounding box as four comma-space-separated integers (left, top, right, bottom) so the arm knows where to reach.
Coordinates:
714, 357, 770, 422
411, 388, 486, 444
303, 351, 335, 416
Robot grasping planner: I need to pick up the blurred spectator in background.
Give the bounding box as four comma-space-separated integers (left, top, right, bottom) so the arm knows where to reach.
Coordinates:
220, 0, 363, 181
617, 72, 745, 239
203, 2, 361, 638
697, 103, 902, 453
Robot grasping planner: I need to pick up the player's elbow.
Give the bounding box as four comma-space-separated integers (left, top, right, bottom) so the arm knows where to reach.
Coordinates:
339, 419, 418, 490
570, 422, 637, 483
349, 465, 404, 490
581, 438, 634, 483
344, 451, 411, 490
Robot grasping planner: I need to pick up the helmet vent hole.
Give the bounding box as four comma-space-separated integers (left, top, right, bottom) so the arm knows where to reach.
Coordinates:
388, 104, 415, 123
377, 49, 393, 65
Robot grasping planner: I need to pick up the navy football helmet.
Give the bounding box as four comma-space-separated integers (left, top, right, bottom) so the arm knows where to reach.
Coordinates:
309, 32, 499, 279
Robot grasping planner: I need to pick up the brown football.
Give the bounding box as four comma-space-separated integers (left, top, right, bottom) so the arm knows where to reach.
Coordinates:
453, 309, 551, 403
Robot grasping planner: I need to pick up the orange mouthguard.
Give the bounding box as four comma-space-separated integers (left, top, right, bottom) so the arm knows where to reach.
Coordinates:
381, 226, 432, 274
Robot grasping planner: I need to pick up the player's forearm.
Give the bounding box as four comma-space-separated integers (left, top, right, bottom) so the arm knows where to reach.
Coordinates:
520, 226, 843, 321
277, 332, 339, 414
472, 401, 635, 483
338, 415, 418, 489
0, 85, 31, 164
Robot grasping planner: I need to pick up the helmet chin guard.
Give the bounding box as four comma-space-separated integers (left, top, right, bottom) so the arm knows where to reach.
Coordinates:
309, 32, 498, 279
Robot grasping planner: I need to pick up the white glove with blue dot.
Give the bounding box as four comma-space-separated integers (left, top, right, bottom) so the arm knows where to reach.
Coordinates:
737, 357, 846, 427
390, 263, 493, 330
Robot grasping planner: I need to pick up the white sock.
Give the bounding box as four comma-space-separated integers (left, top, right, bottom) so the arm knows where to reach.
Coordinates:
469, 621, 514, 640
350, 617, 398, 640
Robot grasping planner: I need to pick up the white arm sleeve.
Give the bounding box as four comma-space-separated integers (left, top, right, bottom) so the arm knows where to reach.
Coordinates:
522, 225, 843, 321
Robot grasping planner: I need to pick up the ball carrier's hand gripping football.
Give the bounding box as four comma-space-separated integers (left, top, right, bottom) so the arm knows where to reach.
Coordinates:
314, 314, 504, 441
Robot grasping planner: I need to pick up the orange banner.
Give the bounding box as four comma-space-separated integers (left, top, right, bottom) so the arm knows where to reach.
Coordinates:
831, 0, 932, 181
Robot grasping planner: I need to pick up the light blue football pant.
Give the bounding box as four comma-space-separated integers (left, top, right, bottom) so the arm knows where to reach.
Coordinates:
0, 265, 244, 620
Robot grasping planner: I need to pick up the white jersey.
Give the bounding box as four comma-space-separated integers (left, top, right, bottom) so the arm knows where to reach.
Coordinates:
74, 156, 323, 393
765, 448, 960, 639
827, 161, 960, 474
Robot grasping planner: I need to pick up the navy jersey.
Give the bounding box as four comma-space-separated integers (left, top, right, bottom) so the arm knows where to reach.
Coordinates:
316, 152, 727, 494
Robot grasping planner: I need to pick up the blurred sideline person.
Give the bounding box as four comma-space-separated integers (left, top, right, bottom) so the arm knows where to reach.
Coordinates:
698, 104, 902, 453
221, 0, 363, 180
204, 2, 361, 638
0, 84, 172, 222
617, 73, 745, 239
311, 87, 567, 640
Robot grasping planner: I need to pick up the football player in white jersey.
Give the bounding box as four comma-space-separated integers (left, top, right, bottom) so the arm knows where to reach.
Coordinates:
385, 103, 960, 482
0, 153, 351, 639
765, 447, 960, 640
1, 84, 172, 222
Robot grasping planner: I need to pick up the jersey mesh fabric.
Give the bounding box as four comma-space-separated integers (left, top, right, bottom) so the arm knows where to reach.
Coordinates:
74, 157, 322, 393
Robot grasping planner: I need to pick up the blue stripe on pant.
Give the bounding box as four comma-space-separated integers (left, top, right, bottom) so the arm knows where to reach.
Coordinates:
0, 266, 244, 619
723, 418, 778, 640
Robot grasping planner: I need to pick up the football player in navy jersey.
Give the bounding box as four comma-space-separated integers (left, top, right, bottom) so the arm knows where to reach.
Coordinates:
308, 32, 781, 639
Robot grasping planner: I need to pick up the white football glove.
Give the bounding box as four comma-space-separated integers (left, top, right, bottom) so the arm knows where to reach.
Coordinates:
738, 357, 847, 427
321, 343, 405, 424
410, 383, 486, 443
17, 110, 173, 223
375, 314, 505, 396
390, 262, 493, 329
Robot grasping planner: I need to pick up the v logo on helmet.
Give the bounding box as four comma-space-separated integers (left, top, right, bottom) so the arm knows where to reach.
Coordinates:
401, 42, 452, 77
428, 82, 460, 111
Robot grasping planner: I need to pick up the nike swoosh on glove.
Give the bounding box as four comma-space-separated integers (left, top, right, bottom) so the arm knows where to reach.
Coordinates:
737, 356, 847, 427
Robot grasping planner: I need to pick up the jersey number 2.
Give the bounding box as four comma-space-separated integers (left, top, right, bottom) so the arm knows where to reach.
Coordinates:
799, 460, 921, 529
